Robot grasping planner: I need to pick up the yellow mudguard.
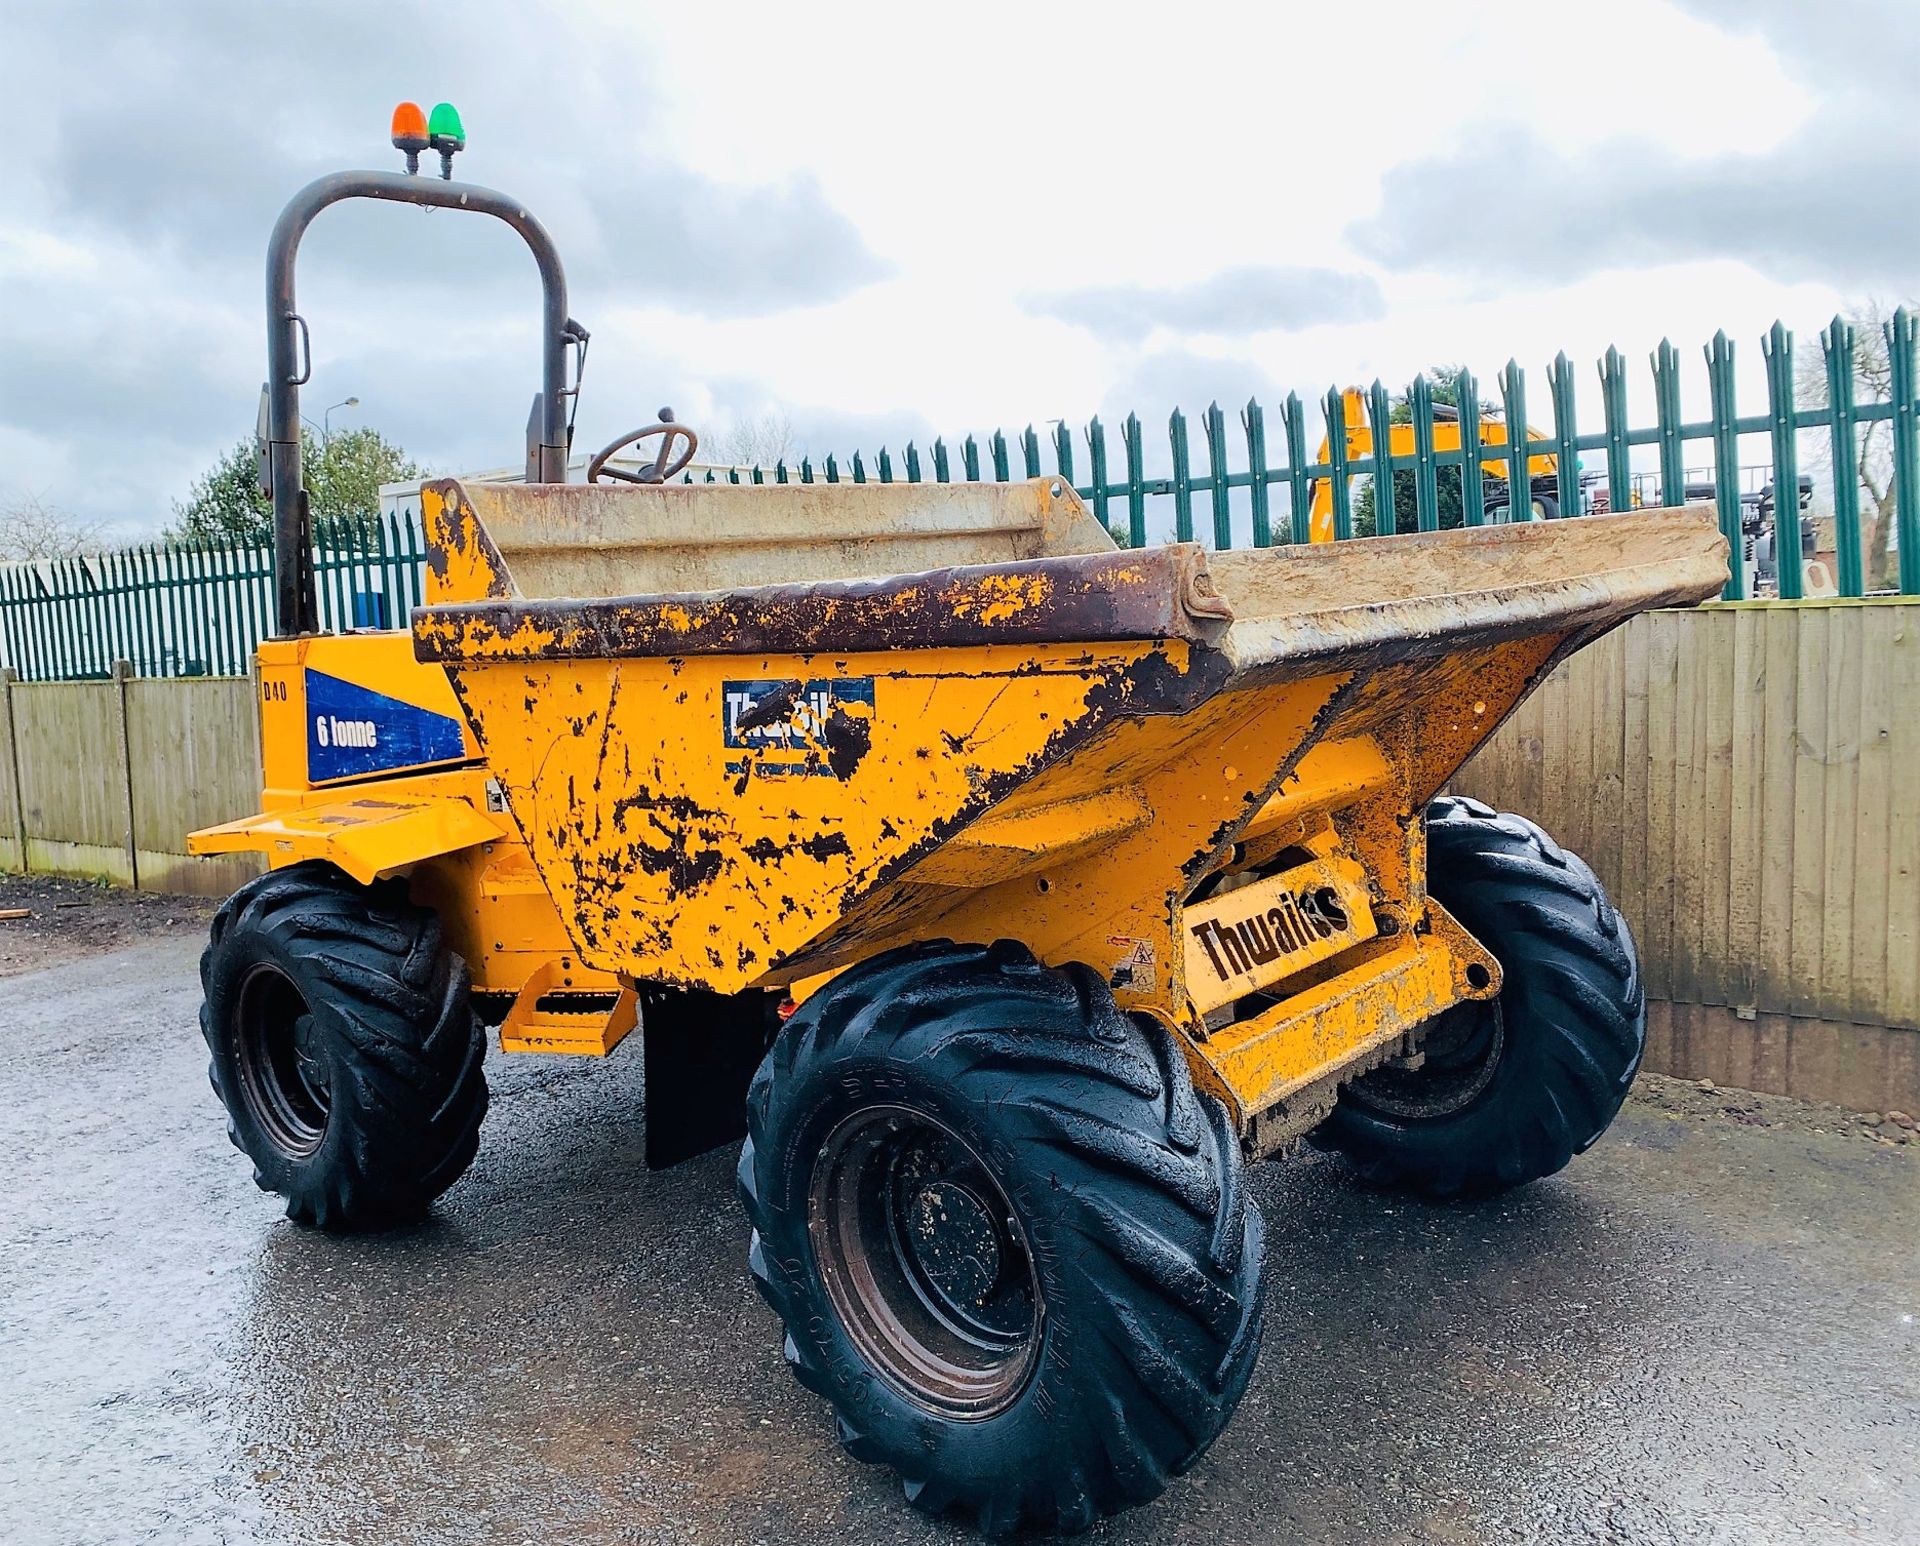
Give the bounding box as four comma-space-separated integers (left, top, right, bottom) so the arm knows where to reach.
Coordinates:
189, 796, 509, 885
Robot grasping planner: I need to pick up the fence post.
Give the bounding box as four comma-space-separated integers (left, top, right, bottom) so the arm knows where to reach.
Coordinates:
1652, 339, 1685, 510
1324, 387, 1353, 540
1823, 316, 1864, 598
2, 669, 25, 874
1086, 417, 1112, 541
112, 659, 139, 891
1123, 413, 1146, 549
1706, 331, 1744, 600
1459, 369, 1486, 526
1282, 392, 1311, 544
1762, 321, 1803, 600
1366, 382, 1395, 536
1549, 351, 1579, 515
1169, 409, 1194, 542
1203, 402, 1231, 548
1599, 346, 1631, 517
1889, 308, 1920, 596
1241, 399, 1272, 548
1500, 361, 1530, 517
1410, 374, 1439, 532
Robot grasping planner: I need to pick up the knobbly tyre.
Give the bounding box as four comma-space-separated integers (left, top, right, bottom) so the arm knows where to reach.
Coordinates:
190, 107, 1730, 1535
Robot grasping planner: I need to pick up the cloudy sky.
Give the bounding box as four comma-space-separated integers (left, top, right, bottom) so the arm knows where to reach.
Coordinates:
0, 0, 1911, 539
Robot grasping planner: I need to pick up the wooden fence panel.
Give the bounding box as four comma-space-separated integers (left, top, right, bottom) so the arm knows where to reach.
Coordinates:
125, 676, 263, 896
1726, 607, 1766, 1012
1847, 605, 1895, 1024
0, 672, 261, 896
11, 680, 133, 884
1885, 609, 1920, 1022
1457, 599, 1920, 1033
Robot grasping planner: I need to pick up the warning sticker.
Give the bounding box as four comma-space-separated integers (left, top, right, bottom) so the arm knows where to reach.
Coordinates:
1107, 935, 1158, 995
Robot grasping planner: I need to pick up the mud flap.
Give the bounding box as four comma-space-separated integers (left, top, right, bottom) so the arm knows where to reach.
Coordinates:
639, 984, 782, 1169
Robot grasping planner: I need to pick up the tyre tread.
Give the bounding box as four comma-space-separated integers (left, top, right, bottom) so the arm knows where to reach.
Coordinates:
1318, 797, 1645, 1197
739, 939, 1263, 1535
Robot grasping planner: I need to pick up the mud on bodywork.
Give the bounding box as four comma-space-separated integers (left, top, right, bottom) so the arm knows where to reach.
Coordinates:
437, 638, 1225, 995
413, 541, 1232, 661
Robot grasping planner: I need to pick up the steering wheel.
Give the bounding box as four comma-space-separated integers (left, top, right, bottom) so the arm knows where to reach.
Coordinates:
587, 408, 699, 484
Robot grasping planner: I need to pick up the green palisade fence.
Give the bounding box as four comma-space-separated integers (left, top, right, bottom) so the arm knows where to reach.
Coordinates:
716, 310, 1919, 606
3, 314, 1916, 683
0, 514, 429, 683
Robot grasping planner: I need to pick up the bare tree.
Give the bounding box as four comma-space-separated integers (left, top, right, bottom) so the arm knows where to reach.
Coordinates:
1796, 299, 1911, 592
0, 491, 106, 563
706, 410, 799, 472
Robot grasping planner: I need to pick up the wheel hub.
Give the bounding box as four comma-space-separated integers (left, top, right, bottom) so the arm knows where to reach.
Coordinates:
1348, 996, 1506, 1120
809, 1105, 1042, 1419
233, 964, 331, 1158
905, 1178, 1005, 1321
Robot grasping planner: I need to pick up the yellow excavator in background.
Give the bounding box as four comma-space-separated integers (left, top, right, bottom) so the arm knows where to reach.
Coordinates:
1308, 385, 1569, 542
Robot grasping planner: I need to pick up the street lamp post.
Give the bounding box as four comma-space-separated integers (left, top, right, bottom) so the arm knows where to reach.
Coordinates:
323, 396, 360, 439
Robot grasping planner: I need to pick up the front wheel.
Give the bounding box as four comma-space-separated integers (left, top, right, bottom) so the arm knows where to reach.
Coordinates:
200, 862, 488, 1230
738, 940, 1265, 1535
1315, 796, 1644, 1196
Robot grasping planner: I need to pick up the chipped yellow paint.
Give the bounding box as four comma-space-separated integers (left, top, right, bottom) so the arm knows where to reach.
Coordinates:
188, 627, 617, 1005
200, 480, 1727, 1132
420, 482, 514, 604
438, 639, 1186, 992
952, 570, 1053, 626
1198, 900, 1501, 1123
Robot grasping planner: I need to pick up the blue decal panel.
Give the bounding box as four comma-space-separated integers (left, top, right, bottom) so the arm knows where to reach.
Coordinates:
306, 670, 468, 784
722, 678, 876, 780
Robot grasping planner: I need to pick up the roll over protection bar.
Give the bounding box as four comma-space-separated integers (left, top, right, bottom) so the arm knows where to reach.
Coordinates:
263, 169, 584, 636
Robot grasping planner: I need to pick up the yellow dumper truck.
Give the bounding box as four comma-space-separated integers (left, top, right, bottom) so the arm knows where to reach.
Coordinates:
190, 114, 1729, 1535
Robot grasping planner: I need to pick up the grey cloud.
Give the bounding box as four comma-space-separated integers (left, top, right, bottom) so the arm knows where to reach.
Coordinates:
1028, 266, 1384, 343
1353, 126, 1920, 291
0, 0, 891, 528
21, 2, 886, 318
583, 171, 890, 314
1664, 0, 1920, 100
1351, 3, 1920, 289
1099, 350, 1287, 426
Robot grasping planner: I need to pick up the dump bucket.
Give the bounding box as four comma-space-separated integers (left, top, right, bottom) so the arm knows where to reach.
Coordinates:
413, 476, 1725, 1126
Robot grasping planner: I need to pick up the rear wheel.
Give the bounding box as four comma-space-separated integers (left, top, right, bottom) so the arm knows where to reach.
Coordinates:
1316, 796, 1643, 1196
200, 862, 488, 1231
739, 939, 1265, 1535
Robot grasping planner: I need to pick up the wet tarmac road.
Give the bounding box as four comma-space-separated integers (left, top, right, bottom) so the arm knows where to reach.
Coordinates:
3, 937, 1916, 1546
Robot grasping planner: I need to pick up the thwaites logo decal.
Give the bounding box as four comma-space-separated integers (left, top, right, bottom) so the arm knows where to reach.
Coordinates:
722, 678, 876, 781
305, 670, 467, 784
1181, 858, 1377, 1013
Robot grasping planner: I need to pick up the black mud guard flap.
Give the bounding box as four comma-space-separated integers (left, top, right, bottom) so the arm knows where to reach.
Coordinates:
638, 984, 781, 1169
